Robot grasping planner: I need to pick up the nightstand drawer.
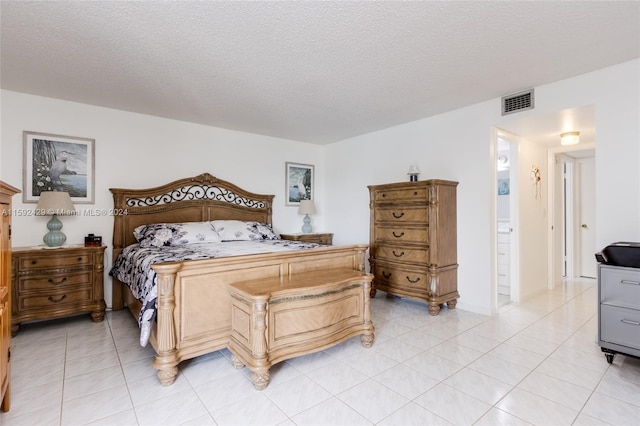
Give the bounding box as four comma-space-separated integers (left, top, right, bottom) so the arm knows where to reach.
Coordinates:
19, 253, 92, 271
18, 271, 92, 292
17, 288, 93, 310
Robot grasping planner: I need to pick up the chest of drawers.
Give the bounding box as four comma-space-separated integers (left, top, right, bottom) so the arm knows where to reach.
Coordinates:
11, 245, 106, 335
368, 180, 458, 315
598, 264, 640, 363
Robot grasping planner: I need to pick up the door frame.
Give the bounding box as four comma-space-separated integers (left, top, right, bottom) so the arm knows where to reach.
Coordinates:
546, 143, 596, 286
491, 128, 521, 312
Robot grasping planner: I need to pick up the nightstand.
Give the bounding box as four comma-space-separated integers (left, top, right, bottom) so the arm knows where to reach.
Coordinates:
279, 233, 333, 245
11, 245, 106, 336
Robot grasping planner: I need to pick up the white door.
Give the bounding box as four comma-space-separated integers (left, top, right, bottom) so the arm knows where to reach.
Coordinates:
578, 157, 596, 278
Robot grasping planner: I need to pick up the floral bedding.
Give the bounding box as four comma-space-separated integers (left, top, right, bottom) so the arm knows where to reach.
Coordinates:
109, 239, 323, 346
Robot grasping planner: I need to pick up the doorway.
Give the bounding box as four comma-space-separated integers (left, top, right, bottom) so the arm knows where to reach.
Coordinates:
496, 134, 519, 307
552, 149, 596, 282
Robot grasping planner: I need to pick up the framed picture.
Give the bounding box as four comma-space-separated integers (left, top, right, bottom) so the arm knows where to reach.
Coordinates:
23, 131, 95, 204
498, 178, 510, 195
285, 162, 314, 206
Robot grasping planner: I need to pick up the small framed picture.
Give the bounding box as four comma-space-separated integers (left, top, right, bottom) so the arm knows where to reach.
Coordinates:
285, 162, 314, 206
498, 178, 510, 195
23, 131, 95, 204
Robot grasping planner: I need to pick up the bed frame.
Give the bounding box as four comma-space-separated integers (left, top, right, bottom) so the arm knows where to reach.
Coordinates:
110, 173, 368, 385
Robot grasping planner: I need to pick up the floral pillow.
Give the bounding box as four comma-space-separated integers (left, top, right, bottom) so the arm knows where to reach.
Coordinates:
210, 220, 279, 241
133, 222, 221, 247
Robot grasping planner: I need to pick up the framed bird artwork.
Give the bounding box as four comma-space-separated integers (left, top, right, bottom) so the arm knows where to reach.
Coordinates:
23, 131, 95, 204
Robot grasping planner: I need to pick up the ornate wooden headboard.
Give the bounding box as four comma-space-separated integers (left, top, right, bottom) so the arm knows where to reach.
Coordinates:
110, 173, 274, 257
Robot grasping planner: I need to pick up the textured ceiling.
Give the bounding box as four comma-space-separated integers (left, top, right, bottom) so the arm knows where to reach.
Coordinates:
1, 1, 639, 144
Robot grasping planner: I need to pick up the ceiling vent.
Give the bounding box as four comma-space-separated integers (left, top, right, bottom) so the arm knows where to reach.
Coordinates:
501, 89, 534, 115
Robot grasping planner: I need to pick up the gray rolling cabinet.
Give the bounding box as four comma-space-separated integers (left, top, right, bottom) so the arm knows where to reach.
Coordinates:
597, 242, 640, 364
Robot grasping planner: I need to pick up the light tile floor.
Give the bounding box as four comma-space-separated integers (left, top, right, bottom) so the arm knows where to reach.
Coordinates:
2, 278, 640, 425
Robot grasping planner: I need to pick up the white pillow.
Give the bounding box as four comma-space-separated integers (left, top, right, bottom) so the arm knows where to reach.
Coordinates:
210, 220, 279, 241
133, 222, 221, 247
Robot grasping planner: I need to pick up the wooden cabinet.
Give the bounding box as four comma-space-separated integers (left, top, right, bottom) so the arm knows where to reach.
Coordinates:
1, 181, 19, 412
368, 180, 458, 315
11, 245, 106, 335
598, 264, 640, 363
280, 232, 333, 245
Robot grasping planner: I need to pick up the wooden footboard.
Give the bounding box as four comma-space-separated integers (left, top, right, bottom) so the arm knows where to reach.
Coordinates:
150, 244, 368, 385
110, 173, 369, 386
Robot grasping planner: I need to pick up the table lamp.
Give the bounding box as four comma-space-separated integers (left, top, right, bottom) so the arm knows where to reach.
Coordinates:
36, 191, 76, 247
297, 199, 316, 233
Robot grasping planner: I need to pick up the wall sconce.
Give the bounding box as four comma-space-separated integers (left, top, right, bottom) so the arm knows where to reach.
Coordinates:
560, 131, 580, 146
35, 191, 76, 247
407, 164, 420, 182
297, 199, 316, 233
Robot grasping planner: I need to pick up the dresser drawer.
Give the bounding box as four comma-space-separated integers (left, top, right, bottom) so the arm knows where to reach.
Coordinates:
17, 288, 93, 311
373, 263, 427, 291
376, 226, 428, 244
600, 304, 640, 349
17, 271, 92, 292
375, 207, 427, 224
373, 244, 428, 264
600, 266, 640, 309
18, 253, 92, 271
372, 187, 428, 203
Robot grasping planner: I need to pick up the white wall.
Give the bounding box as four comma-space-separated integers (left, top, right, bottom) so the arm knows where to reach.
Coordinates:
325, 59, 640, 315
0, 90, 324, 308
516, 138, 549, 301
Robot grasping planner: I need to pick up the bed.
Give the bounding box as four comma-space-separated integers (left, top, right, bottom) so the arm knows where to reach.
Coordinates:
109, 173, 368, 385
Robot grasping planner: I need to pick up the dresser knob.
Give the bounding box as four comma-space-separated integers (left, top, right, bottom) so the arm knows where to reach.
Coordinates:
382, 271, 392, 279
77, 257, 83, 262
31, 260, 37, 265
48, 277, 67, 285
392, 250, 405, 257
48, 295, 67, 303
392, 231, 404, 238
406, 276, 421, 283
392, 212, 404, 219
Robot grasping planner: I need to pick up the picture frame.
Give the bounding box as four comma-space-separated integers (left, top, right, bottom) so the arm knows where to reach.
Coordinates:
23, 131, 95, 204
285, 162, 314, 206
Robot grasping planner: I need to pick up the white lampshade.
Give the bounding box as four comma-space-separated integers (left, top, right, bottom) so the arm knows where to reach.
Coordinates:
560, 131, 580, 146
297, 199, 316, 215
36, 191, 76, 215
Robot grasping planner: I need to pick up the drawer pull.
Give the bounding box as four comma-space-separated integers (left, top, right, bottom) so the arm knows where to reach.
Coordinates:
48, 277, 67, 285
392, 212, 404, 219
620, 280, 640, 286
382, 271, 392, 279
392, 250, 405, 257
31, 260, 37, 265
406, 276, 420, 283
620, 319, 640, 326
48, 295, 67, 303
77, 257, 83, 262
392, 231, 405, 238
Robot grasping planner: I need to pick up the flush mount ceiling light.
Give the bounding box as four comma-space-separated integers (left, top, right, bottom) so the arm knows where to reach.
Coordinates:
560, 131, 580, 146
